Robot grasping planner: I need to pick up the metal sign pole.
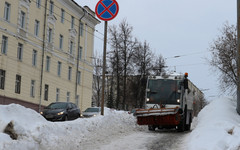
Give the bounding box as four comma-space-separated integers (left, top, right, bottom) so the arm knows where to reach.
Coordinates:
101, 21, 108, 115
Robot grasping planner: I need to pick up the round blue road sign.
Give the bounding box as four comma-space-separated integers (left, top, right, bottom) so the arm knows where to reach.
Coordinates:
95, 0, 119, 21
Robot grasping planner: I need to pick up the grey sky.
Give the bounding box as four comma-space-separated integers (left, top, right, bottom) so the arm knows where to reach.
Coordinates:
75, 0, 236, 100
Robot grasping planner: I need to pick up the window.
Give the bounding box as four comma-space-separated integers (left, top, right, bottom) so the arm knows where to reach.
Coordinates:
0, 69, 6, 90
49, 1, 54, 15
32, 50, 37, 66
4, 2, 11, 21
68, 66, 72, 81
36, 0, 41, 8
46, 56, 50, 72
17, 43, 23, 61
1, 35, 8, 54
48, 28, 52, 43
44, 84, 49, 101
20, 11, 25, 28
78, 46, 82, 60
59, 34, 63, 49
15, 75, 21, 94
61, 9, 65, 23
34, 20, 40, 36
56, 88, 60, 102
80, 22, 83, 36
30, 80, 35, 97
70, 41, 73, 55
77, 71, 81, 85
71, 16, 74, 29
57, 61, 62, 77
66, 92, 70, 102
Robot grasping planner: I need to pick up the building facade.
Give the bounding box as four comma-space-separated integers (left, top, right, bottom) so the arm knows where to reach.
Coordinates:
0, 0, 100, 112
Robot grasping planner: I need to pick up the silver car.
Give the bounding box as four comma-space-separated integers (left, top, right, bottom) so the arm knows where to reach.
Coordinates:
82, 107, 101, 118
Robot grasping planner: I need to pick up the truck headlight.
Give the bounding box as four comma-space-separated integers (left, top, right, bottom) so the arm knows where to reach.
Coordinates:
177, 99, 180, 103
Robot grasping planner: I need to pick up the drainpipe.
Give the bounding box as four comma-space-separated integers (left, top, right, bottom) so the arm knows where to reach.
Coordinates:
39, 0, 48, 112
75, 8, 86, 108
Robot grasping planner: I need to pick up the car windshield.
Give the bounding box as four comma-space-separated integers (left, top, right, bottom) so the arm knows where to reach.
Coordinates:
46, 103, 68, 109
84, 108, 100, 112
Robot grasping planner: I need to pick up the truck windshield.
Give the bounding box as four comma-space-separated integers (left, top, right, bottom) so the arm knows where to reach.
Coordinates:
147, 79, 180, 105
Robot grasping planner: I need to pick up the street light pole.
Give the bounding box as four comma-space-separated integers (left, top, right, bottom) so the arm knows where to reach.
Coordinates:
237, 0, 240, 114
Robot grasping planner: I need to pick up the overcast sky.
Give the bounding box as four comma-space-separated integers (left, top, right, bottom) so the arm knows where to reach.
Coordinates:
75, 0, 236, 100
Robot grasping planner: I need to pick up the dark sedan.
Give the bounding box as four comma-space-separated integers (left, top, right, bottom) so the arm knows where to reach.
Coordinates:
40, 102, 81, 121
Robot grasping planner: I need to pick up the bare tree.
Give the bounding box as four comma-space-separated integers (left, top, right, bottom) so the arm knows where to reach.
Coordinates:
118, 19, 138, 110
92, 52, 103, 107
209, 22, 237, 94
153, 54, 166, 76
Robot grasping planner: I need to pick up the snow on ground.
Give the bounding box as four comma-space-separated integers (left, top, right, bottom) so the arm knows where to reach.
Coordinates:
0, 104, 145, 150
1, 97, 240, 150
187, 97, 240, 150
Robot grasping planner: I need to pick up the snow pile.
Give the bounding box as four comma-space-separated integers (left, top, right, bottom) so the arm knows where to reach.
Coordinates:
0, 104, 141, 150
187, 97, 240, 150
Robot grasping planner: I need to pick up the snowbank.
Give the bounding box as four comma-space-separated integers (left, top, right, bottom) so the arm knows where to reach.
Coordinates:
0, 104, 141, 150
187, 97, 240, 150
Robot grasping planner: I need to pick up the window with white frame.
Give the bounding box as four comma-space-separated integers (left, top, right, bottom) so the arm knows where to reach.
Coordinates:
1, 35, 8, 54
17, 43, 23, 61
66, 92, 70, 102
59, 34, 63, 49
0, 69, 6, 90
4, 2, 11, 21
46, 56, 50, 72
77, 71, 81, 85
68, 66, 72, 81
61, 9, 65, 23
57, 61, 62, 77
48, 28, 52, 43
34, 20, 40, 36
36, 0, 41, 8
71, 16, 74, 29
20, 11, 26, 29
56, 88, 60, 102
32, 50, 37, 67
49, 1, 54, 15
15, 75, 21, 94
30, 80, 35, 97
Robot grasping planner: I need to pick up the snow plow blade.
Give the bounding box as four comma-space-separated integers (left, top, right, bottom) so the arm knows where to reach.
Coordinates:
135, 107, 181, 126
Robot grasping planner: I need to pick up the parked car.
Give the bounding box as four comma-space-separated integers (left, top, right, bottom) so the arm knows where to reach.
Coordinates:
40, 102, 81, 121
82, 107, 101, 118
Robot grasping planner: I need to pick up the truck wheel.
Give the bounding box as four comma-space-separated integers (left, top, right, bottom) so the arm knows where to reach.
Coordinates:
177, 115, 185, 132
148, 125, 156, 131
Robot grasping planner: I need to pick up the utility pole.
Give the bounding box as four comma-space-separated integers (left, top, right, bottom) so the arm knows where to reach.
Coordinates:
237, 0, 240, 114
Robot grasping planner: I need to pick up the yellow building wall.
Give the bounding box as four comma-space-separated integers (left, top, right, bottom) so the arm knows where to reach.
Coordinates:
0, 0, 99, 112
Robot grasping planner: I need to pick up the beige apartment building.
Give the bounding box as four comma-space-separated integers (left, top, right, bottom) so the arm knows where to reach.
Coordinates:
0, 0, 100, 112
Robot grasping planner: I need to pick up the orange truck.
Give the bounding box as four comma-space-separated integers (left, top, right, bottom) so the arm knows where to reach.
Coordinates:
136, 73, 202, 132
